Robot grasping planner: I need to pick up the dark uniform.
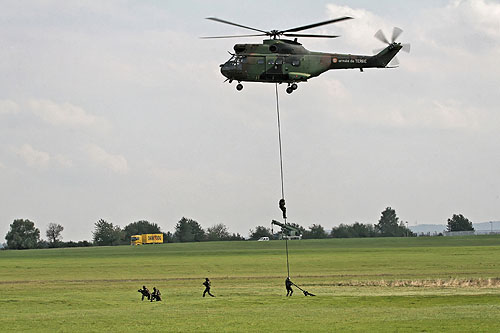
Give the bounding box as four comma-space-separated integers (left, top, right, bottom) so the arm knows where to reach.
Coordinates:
203, 278, 215, 297
285, 277, 293, 296
279, 199, 287, 219
151, 287, 162, 302
139, 285, 151, 301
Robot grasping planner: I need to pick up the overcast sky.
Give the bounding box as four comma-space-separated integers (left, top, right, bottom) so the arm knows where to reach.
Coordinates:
1, 0, 499, 241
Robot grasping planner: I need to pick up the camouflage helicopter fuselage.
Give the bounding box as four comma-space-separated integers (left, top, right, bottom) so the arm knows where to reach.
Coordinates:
220, 39, 402, 91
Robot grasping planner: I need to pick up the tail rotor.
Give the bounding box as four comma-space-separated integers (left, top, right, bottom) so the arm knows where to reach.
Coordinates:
374, 27, 410, 67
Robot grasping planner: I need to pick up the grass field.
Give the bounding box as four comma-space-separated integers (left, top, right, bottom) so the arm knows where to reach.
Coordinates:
1, 236, 500, 332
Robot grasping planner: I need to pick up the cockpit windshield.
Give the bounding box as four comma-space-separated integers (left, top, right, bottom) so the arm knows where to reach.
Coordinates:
225, 55, 246, 65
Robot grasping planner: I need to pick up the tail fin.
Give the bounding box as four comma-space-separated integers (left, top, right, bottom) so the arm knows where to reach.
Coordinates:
373, 44, 402, 67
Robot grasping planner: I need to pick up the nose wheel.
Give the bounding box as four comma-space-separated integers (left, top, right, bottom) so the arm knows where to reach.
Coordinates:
286, 83, 298, 94
236, 83, 243, 91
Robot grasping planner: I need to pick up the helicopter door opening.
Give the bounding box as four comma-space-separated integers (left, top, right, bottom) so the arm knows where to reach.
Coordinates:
261, 57, 287, 82
242, 56, 265, 81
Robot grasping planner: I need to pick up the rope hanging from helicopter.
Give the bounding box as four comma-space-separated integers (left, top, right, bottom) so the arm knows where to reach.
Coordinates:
274, 83, 290, 278
274, 84, 315, 297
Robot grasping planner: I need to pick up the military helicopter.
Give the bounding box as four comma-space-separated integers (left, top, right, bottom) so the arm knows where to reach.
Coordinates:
203, 17, 410, 93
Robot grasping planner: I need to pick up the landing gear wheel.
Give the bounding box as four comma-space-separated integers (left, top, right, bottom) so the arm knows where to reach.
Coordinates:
286, 87, 293, 94
236, 83, 243, 91
291, 83, 298, 90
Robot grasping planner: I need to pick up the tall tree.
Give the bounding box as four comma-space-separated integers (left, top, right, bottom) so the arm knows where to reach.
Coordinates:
249, 226, 272, 240
46, 223, 64, 246
174, 217, 205, 242
123, 220, 161, 240
228, 233, 245, 241
92, 219, 122, 246
304, 224, 328, 239
331, 222, 376, 238
162, 231, 175, 243
376, 207, 401, 236
206, 223, 231, 241
5, 219, 40, 249
350, 222, 376, 238
330, 223, 354, 238
447, 214, 474, 232
375, 207, 413, 237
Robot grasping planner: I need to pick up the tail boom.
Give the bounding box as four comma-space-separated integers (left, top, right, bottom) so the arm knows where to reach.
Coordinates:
328, 44, 402, 71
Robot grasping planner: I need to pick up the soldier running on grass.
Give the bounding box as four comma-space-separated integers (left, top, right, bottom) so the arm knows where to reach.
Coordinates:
203, 278, 215, 297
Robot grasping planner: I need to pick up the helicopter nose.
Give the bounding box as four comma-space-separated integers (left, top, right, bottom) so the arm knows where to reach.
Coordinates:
220, 64, 230, 78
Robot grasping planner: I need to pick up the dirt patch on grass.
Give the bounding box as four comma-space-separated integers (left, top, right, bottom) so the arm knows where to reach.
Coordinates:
2, 276, 500, 289
312, 277, 500, 288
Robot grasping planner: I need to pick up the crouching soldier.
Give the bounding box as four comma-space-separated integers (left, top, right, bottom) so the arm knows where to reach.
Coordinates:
150, 287, 162, 302
138, 285, 151, 301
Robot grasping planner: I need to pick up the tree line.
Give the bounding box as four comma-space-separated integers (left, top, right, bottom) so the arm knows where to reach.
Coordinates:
2, 207, 475, 250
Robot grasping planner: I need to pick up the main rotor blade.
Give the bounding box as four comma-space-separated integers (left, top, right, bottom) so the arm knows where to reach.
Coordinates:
205, 17, 268, 34
391, 27, 403, 43
281, 16, 353, 33
401, 43, 411, 53
283, 33, 340, 38
374, 29, 389, 44
200, 33, 267, 39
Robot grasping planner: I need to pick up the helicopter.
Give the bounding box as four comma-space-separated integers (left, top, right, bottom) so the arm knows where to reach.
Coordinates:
203, 17, 410, 93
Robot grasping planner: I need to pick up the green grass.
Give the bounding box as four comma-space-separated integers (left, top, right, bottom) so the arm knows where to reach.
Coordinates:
1, 236, 500, 332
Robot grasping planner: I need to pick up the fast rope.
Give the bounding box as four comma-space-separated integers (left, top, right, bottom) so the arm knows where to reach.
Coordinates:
274, 83, 290, 278
274, 84, 315, 297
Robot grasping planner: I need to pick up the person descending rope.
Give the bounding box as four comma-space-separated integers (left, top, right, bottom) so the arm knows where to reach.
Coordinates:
202, 278, 215, 297
285, 277, 293, 296
279, 198, 287, 219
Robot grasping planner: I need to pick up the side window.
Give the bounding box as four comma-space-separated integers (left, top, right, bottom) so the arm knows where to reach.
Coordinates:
275, 58, 283, 65
257, 59, 265, 65
268, 59, 275, 65
291, 59, 300, 67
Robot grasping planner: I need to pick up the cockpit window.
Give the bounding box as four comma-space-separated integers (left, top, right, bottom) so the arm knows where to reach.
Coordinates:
224, 55, 246, 69
275, 58, 284, 65
226, 55, 247, 64
291, 59, 300, 66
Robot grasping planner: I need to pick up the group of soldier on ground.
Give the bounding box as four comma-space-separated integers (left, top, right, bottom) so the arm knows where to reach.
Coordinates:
138, 286, 162, 302
138, 277, 314, 301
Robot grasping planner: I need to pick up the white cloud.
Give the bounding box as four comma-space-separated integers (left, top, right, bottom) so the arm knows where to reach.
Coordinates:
418, 0, 500, 55
28, 99, 108, 131
428, 100, 480, 129
326, 4, 393, 52
54, 154, 73, 168
0, 100, 20, 115
14, 144, 50, 168
323, 79, 351, 100
448, 0, 500, 39
85, 144, 129, 174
